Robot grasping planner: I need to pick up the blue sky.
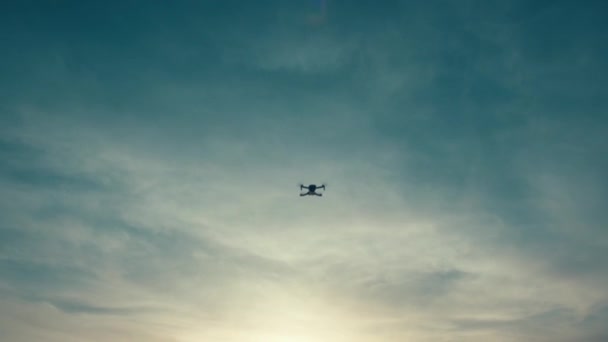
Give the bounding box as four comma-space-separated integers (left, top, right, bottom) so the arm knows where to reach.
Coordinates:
1, 1, 608, 341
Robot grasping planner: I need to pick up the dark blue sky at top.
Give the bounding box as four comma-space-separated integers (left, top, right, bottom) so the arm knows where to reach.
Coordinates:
2, 1, 607, 248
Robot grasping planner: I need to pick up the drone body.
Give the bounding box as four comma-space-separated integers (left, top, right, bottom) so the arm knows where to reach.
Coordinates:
300, 184, 325, 196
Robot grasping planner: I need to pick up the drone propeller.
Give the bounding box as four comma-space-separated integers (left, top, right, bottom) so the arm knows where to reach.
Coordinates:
296, 182, 328, 189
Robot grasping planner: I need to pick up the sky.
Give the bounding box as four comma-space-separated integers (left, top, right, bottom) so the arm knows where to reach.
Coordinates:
1, 1, 607, 341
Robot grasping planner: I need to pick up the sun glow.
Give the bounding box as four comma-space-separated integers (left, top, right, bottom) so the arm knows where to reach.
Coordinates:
177, 291, 359, 342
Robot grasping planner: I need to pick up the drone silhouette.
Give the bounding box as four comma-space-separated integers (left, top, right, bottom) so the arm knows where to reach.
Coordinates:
299, 184, 326, 197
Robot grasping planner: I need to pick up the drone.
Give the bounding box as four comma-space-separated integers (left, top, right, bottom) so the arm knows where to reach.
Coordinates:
299, 184, 326, 197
